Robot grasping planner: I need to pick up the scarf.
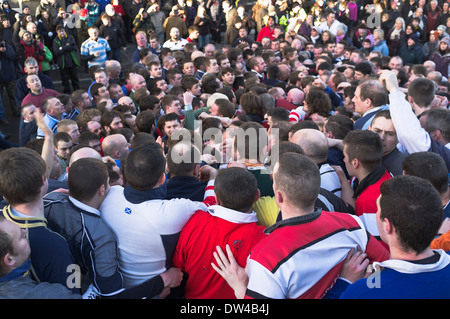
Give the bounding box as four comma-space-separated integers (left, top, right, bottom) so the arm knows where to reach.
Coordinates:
210, 0, 219, 21
352, 165, 386, 199
390, 27, 402, 39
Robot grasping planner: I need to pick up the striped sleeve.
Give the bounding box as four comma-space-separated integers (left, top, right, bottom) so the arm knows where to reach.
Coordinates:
289, 107, 306, 123
202, 179, 216, 207
80, 41, 90, 56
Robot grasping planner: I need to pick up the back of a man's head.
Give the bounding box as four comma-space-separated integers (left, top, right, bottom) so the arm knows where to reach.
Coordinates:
215, 167, 258, 213
167, 142, 201, 177
274, 152, 321, 210
343, 129, 383, 172
423, 108, 450, 144
68, 157, 109, 203
408, 77, 435, 108
124, 142, 166, 191
379, 175, 442, 254
0, 147, 46, 205
290, 128, 329, 163
325, 114, 354, 140
402, 151, 449, 194
214, 99, 235, 118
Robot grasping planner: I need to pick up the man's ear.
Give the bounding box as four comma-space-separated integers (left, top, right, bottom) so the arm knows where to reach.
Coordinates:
158, 172, 166, 186
274, 189, 284, 206
214, 193, 221, 206
99, 183, 106, 197
429, 129, 441, 142
193, 163, 200, 177
2, 252, 15, 269
253, 189, 261, 204
381, 216, 394, 236
351, 157, 360, 170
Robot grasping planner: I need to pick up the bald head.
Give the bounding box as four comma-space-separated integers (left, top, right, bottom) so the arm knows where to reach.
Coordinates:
290, 128, 328, 163
287, 88, 305, 105
101, 134, 130, 160
278, 64, 290, 82
69, 147, 102, 167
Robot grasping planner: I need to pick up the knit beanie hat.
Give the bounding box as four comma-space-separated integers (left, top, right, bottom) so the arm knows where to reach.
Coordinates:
409, 33, 419, 43
440, 36, 450, 46
19, 29, 29, 39
437, 25, 447, 33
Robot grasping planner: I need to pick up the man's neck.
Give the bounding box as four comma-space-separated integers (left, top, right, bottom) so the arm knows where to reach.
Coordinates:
12, 199, 44, 218
47, 112, 62, 120
389, 245, 436, 262
354, 168, 371, 183
280, 203, 315, 220
414, 105, 429, 117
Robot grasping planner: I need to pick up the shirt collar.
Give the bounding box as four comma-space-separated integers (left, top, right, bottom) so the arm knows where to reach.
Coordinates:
68, 196, 100, 217
0, 259, 30, 283
207, 205, 258, 224
264, 209, 322, 234
362, 106, 382, 117
123, 182, 167, 204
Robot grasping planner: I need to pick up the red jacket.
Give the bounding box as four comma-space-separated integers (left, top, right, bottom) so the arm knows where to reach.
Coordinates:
354, 170, 392, 217
172, 206, 266, 299
256, 25, 275, 42
353, 169, 392, 249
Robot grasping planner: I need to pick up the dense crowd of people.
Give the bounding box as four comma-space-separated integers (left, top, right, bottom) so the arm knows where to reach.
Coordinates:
0, 0, 449, 300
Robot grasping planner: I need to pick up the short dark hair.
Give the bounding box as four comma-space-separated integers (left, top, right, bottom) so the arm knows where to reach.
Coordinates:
167, 142, 201, 177
0, 147, 46, 205
325, 114, 354, 139
131, 132, 155, 149
402, 152, 449, 194
78, 131, 100, 146
135, 109, 156, 133
100, 111, 122, 130
379, 175, 443, 253
214, 98, 235, 118
408, 78, 435, 107
423, 108, 450, 143
68, 158, 108, 202
124, 142, 165, 190
54, 131, 72, 146
343, 129, 383, 171
215, 167, 258, 213
354, 61, 372, 76
267, 107, 289, 123
90, 82, 106, 99
274, 152, 320, 209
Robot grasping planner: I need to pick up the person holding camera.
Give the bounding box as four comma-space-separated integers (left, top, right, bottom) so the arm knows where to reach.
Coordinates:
53, 24, 81, 94
16, 29, 46, 74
